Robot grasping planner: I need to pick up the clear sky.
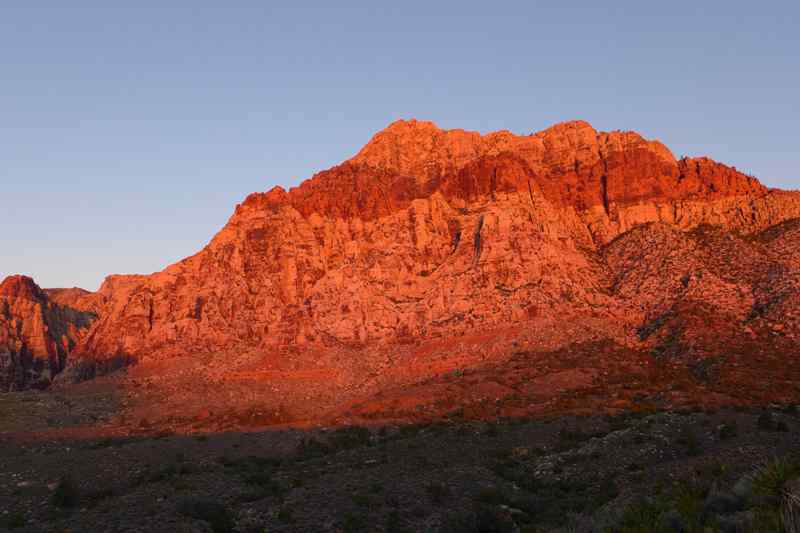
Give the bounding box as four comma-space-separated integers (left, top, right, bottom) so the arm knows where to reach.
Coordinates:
2, 2, 798, 290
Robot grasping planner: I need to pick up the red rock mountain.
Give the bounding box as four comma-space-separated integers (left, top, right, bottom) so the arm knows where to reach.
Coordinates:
0, 276, 95, 390
6, 119, 800, 427
69, 120, 799, 362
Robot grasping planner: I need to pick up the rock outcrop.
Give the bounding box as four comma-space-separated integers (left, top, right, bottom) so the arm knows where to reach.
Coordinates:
0, 276, 95, 390
66, 119, 800, 371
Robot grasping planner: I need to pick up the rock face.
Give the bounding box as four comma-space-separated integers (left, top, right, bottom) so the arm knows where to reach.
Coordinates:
0, 276, 95, 390
68, 119, 800, 373
45, 287, 102, 316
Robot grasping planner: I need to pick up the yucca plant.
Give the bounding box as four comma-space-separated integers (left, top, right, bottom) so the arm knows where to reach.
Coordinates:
749, 455, 800, 532
782, 485, 800, 533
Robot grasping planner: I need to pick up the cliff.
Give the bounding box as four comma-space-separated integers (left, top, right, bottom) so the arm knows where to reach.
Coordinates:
0, 276, 95, 390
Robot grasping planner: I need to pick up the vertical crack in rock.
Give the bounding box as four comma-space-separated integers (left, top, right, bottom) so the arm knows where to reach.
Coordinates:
472, 214, 485, 268
527, 179, 536, 207
599, 145, 611, 216
194, 297, 205, 321
148, 300, 155, 332
451, 229, 462, 254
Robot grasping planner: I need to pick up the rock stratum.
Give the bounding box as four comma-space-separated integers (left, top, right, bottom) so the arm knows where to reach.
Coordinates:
5, 119, 800, 428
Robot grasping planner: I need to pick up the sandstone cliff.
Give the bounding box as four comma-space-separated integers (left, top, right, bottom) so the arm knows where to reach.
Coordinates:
0, 276, 95, 390
67, 119, 800, 371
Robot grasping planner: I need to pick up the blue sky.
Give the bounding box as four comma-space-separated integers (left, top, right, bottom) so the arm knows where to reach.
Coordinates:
2, 1, 798, 290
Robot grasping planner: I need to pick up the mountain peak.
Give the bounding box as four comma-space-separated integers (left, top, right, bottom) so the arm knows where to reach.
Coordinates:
539, 119, 595, 133
0, 275, 46, 301
383, 118, 442, 131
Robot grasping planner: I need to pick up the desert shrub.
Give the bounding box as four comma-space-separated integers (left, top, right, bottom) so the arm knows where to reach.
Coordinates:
475, 503, 517, 533
614, 478, 714, 533
426, 482, 451, 504
718, 421, 738, 440
218, 455, 284, 497
398, 424, 422, 439
277, 506, 294, 523
329, 426, 371, 450
672, 482, 705, 530
695, 461, 726, 482
751, 456, 800, 502
86, 436, 137, 449
476, 486, 506, 506
607, 413, 634, 432
341, 511, 367, 532
351, 493, 372, 507
476, 476, 617, 528
148, 464, 179, 482
177, 498, 234, 533
759, 411, 777, 431
556, 426, 603, 451
51, 475, 80, 508
677, 428, 701, 456
385, 510, 406, 533
616, 498, 664, 532
0, 512, 25, 529
594, 478, 621, 507
756, 411, 787, 432
296, 428, 371, 459
296, 436, 330, 459
782, 485, 800, 533
85, 486, 115, 507
748, 455, 800, 532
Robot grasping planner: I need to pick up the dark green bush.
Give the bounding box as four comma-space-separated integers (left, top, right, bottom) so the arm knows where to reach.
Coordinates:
329, 426, 371, 450
677, 428, 701, 456
296, 436, 331, 459
718, 421, 738, 440
758, 412, 776, 431
177, 498, 234, 533
0, 512, 25, 529
425, 482, 451, 504
51, 475, 80, 508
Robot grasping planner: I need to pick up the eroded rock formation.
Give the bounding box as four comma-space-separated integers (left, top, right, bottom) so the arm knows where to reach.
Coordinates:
0, 276, 95, 390
65, 119, 800, 371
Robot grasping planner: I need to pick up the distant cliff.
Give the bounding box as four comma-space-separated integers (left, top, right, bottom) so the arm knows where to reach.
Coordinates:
0, 276, 95, 390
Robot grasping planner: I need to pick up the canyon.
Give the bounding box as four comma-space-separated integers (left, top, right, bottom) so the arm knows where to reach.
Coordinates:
3, 119, 800, 430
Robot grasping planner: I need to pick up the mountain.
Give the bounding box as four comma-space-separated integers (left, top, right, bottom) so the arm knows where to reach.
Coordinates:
5, 119, 800, 427
0, 276, 95, 390
70, 120, 800, 361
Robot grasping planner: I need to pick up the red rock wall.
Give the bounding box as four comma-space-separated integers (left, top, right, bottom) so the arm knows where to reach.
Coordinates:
0, 276, 96, 390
